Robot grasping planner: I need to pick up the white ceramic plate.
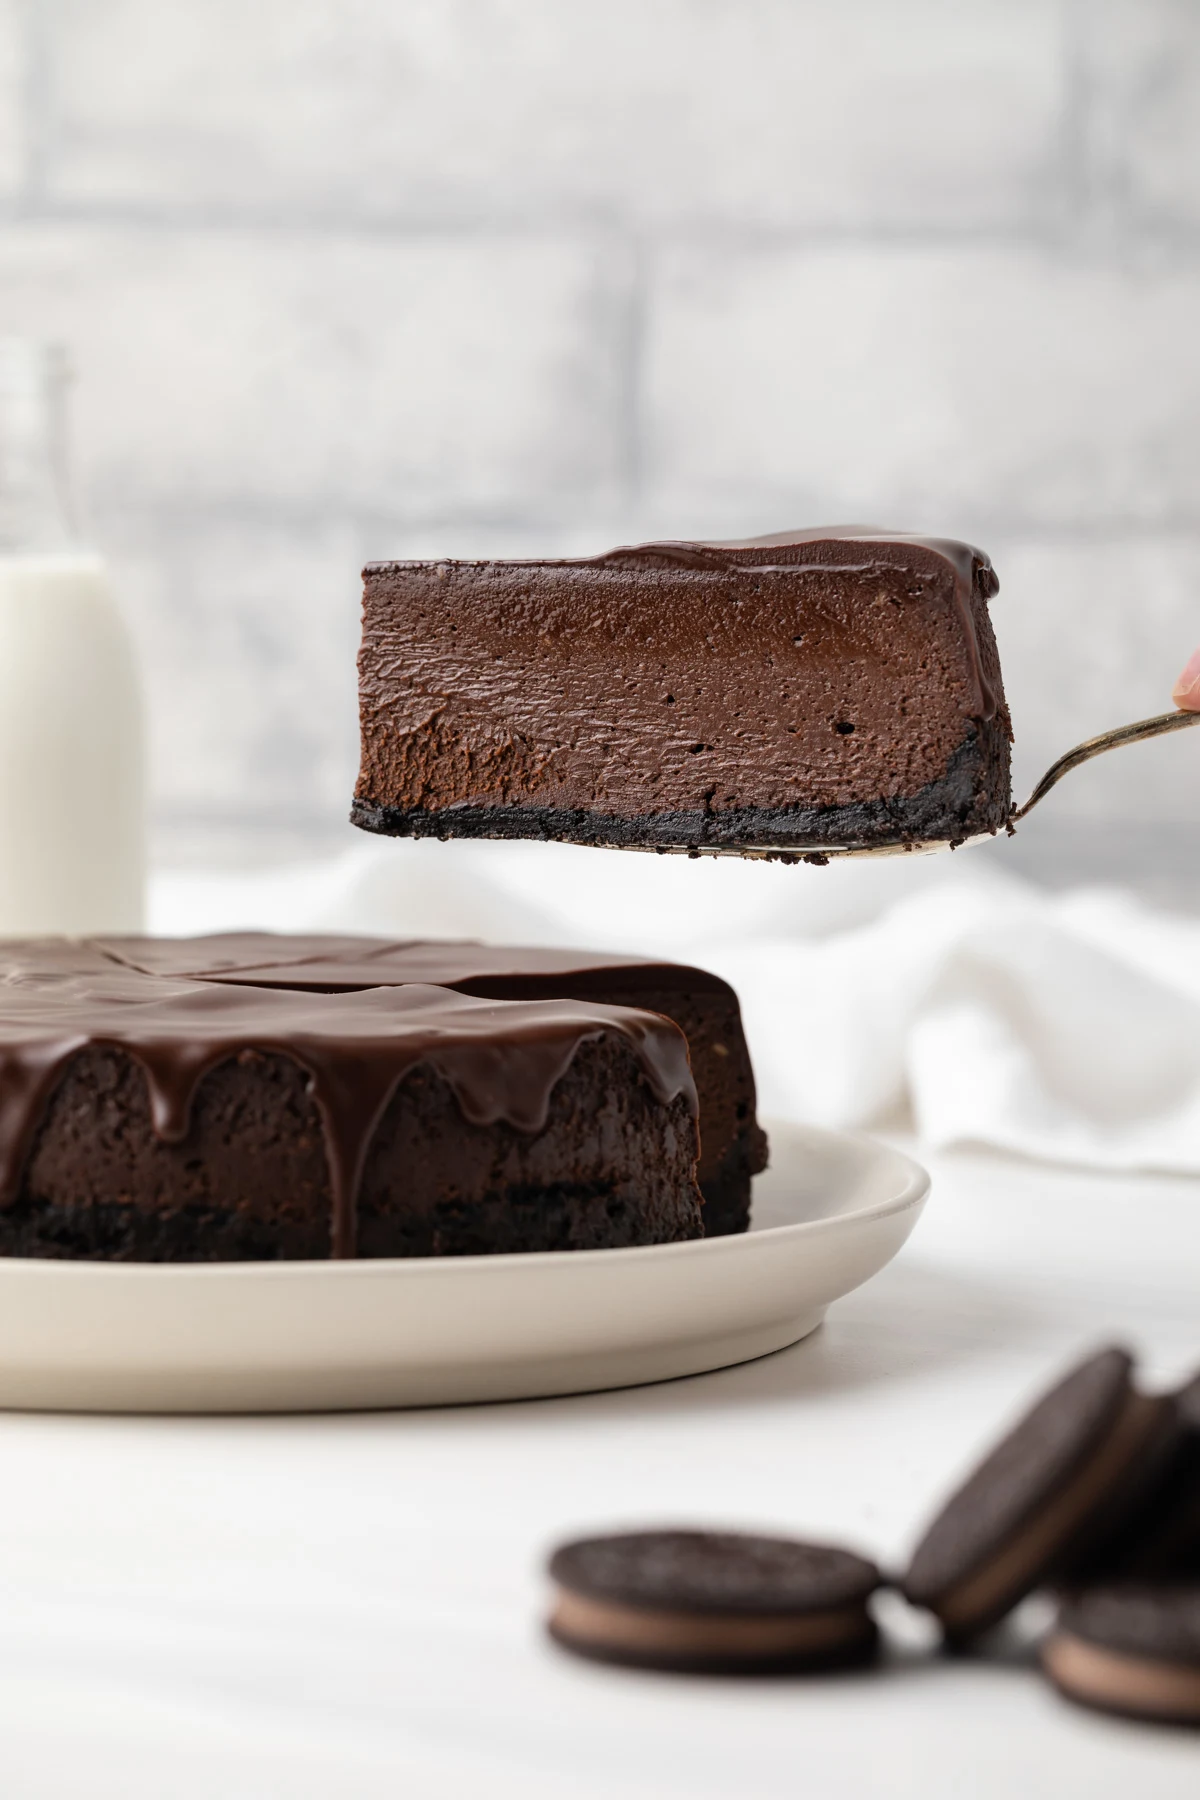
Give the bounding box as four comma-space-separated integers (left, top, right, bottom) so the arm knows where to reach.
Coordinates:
0, 1121, 928, 1413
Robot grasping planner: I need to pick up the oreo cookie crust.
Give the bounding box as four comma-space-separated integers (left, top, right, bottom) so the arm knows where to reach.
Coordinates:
901, 1348, 1178, 1641
546, 1530, 881, 1674
1043, 1587, 1200, 1726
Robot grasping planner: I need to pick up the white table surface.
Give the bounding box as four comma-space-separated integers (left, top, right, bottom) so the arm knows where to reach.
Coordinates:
0, 1145, 1196, 1799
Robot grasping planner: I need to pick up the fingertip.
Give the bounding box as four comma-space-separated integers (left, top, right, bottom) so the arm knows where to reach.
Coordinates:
1174, 648, 1200, 711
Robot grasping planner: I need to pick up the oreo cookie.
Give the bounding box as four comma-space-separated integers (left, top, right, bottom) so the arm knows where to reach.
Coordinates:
1065, 1371, 1200, 1585
902, 1347, 1179, 1641
546, 1530, 881, 1674
1043, 1586, 1200, 1726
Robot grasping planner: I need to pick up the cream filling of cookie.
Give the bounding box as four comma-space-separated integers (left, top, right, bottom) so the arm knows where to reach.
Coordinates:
936, 1390, 1170, 1636
550, 1589, 871, 1660
1043, 1632, 1200, 1721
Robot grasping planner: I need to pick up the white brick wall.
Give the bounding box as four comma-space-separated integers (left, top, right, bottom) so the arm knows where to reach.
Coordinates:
48, 0, 1068, 230
646, 245, 1200, 533
106, 511, 364, 836
991, 535, 1200, 821
0, 1, 21, 196
0, 224, 628, 518
1083, 0, 1200, 230
0, 1, 1196, 873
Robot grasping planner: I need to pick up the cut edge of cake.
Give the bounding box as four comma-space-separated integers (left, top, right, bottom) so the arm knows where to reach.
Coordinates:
352, 527, 1013, 861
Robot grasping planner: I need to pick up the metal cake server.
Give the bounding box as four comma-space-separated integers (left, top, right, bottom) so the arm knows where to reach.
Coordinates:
1009, 707, 1200, 823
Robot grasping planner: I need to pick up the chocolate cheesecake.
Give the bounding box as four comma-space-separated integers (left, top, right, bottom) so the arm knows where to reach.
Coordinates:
96, 933, 767, 1237
353, 528, 1011, 858
0, 941, 701, 1262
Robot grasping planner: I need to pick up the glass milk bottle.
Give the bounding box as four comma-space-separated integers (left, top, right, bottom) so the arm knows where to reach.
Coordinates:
0, 339, 145, 933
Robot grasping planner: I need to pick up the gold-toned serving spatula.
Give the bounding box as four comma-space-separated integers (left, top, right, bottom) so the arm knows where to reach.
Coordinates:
1010, 707, 1200, 823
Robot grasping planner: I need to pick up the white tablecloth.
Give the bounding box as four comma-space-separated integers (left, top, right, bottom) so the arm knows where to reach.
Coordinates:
1, 1146, 1196, 1799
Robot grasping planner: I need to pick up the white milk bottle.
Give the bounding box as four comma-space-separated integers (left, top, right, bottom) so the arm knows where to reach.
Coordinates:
0, 339, 145, 933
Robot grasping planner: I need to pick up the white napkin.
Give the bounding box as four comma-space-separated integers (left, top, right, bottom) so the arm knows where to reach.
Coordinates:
151, 840, 1200, 1176
704, 882, 1200, 1173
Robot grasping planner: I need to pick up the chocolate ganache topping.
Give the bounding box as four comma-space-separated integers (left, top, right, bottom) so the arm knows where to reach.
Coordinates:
93, 932, 734, 995
0, 943, 697, 1257
584, 528, 1000, 722
85, 930, 764, 1241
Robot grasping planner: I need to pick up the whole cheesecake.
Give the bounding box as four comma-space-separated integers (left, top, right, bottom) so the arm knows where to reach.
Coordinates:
95, 933, 768, 1237
353, 527, 1011, 858
0, 941, 702, 1262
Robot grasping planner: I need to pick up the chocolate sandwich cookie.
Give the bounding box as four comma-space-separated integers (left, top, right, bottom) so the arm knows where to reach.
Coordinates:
1043, 1587, 1200, 1726
546, 1529, 881, 1674
1065, 1373, 1200, 1585
902, 1348, 1178, 1642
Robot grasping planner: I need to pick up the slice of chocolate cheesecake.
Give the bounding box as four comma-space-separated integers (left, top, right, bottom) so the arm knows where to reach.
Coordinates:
353, 528, 1012, 858
95, 933, 767, 1236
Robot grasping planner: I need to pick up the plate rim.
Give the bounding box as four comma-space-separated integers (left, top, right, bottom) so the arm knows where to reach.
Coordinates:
0, 1122, 929, 1284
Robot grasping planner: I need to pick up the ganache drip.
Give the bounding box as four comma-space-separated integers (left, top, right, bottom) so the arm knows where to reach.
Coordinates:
0, 948, 697, 1258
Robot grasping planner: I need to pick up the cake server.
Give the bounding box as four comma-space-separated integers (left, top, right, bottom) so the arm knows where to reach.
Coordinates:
1008, 707, 1200, 824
